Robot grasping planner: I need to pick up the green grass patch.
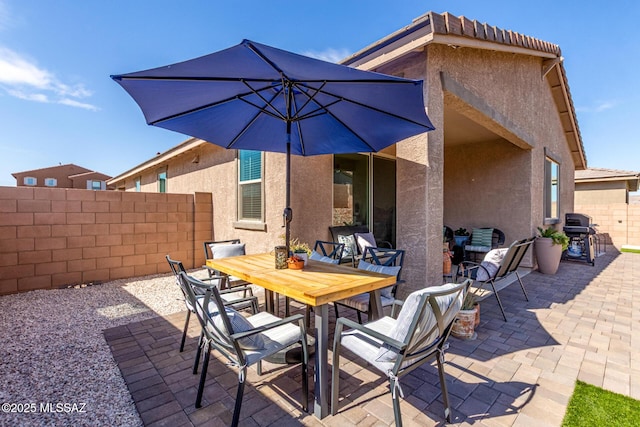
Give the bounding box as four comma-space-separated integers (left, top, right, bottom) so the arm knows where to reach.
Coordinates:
620, 247, 640, 254
562, 380, 640, 426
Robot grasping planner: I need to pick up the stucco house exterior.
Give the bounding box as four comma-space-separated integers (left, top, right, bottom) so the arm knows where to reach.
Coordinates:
12, 164, 112, 190
108, 11, 587, 293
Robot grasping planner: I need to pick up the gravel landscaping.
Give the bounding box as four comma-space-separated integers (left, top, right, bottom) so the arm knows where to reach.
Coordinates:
0, 270, 210, 427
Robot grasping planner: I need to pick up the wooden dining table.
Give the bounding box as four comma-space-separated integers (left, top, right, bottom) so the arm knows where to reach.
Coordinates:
206, 252, 396, 419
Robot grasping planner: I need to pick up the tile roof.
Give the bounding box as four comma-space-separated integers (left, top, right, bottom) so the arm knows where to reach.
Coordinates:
342, 11, 587, 170
575, 167, 640, 180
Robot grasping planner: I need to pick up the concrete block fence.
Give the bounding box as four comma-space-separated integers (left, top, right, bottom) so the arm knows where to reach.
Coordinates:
0, 187, 212, 295
574, 202, 640, 249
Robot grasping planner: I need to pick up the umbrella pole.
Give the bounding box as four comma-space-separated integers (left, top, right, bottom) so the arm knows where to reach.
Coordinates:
284, 124, 292, 256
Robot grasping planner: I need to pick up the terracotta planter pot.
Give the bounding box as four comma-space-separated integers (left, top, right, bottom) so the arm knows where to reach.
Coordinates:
451, 309, 476, 340
534, 237, 563, 274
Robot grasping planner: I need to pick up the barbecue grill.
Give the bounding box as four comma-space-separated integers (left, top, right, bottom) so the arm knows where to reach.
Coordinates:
562, 213, 596, 266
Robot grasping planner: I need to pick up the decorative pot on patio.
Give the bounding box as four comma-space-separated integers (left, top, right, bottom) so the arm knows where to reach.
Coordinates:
534, 237, 563, 274
451, 309, 477, 340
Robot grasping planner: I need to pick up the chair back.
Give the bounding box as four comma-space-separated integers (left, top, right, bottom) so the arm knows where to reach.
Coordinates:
178, 271, 246, 364
203, 239, 245, 260
313, 240, 344, 261
494, 237, 534, 279
362, 247, 405, 280
378, 280, 470, 371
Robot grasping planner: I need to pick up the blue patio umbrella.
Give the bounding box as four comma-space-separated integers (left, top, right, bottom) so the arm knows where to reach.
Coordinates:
111, 39, 434, 253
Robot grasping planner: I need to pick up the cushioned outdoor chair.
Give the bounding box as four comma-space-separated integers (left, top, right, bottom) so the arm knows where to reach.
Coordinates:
456, 237, 534, 321
329, 225, 392, 266
178, 271, 309, 426
166, 255, 258, 353
334, 247, 405, 323
464, 228, 505, 262
331, 280, 472, 426
203, 239, 252, 293
309, 240, 344, 263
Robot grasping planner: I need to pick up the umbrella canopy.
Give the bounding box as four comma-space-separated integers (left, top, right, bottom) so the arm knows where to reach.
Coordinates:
112, 39, 434, 252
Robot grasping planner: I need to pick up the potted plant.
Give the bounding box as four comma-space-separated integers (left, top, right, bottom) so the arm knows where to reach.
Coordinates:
453, 228, 470, 247
451, 291, 478, 340
289, 238, 311, 265
535, 226, 569, 274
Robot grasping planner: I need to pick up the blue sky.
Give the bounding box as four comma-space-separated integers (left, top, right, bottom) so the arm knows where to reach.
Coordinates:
1, 0, 638, 187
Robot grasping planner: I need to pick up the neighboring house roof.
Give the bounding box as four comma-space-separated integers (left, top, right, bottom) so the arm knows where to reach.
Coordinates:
341, 11, 587, 170
575, 167, 640, 191
11, 163, 92, 178
107, 137, 204, 185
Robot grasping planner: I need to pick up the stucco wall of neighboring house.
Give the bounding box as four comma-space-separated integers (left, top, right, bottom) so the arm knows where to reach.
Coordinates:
575, 182, 628, 205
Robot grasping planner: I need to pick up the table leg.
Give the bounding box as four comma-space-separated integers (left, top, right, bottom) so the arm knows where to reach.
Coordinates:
264, 289, 275, 314
367, 289, 384, 320
313, 304, 329, 419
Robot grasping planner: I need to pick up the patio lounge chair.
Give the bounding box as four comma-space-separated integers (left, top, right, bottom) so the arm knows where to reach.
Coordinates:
178, 271, 309, 426
331, 280, 472, 425
166, 255, 258, 353
456, 237, 534, 321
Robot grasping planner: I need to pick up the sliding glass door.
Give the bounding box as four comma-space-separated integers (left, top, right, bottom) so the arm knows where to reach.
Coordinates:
333, 153, 396, 246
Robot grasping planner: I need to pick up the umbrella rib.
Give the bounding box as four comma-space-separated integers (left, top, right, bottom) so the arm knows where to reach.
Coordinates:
148, 81, 282, 126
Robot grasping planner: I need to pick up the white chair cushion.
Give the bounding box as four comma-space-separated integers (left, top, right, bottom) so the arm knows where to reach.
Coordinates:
309, 251, 339, 264
357, 260, 400, 299
209, 243, 246, 258
375, 283, 463, 362
354, 232, 376, 254
207, 306, 265, 350
476, 248, 508, 281
337, 235, 356, 259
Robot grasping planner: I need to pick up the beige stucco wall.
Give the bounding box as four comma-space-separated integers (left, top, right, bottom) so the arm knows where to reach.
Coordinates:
118, 143, 334, 255
431, 45, 575, 268
575, 182, 628, 205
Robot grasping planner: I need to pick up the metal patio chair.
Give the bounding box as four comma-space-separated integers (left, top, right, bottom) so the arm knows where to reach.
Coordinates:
166, 255, 258, 353
178, 272, 308, 426
331, 280, 471, 426
334, 247, 405, 323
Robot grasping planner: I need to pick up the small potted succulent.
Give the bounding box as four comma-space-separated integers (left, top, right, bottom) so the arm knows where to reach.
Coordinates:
289, 238, 311, 265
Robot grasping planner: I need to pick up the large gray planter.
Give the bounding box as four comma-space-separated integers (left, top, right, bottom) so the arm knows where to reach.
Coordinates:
534, 237, 562, 274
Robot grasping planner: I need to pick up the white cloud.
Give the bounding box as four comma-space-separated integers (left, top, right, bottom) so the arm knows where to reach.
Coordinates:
0, 46, 98, 110
303, 47, 351, 63
576, 100, 616, 113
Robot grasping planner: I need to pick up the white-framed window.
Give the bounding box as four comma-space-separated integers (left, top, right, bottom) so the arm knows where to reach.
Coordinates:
23, 177, 37, 186
44, 178, 57, 187
87, 180, 105, 190
238, 150, 263, 221
157, 170, 167, 193
135, 177, 141, 192
544, 150, 560, 224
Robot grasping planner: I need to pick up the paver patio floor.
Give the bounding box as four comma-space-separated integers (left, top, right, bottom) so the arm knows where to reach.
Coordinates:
104, 250, 640, 426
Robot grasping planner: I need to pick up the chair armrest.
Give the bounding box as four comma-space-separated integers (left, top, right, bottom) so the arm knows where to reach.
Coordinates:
390, 299, 404, 318
231, 314, 305, 340
219, 285, 252, 295
334, 317, 406, 352
376, 240, 393, 249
